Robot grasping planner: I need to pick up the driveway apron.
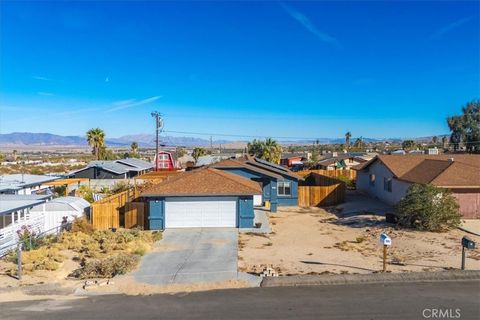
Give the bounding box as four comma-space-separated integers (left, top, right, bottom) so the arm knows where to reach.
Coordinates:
132, 228, 238, 285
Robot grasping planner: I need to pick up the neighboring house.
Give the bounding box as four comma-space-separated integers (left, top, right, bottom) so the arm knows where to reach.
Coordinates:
280, 155, 305, 168
0, 174, 59, 195
317, 155, 368, 170
0, 194, 50, 256
194, 154, 231, 168
211, 156, 300, 212
72, 158, 153, 179
153, 151, 180, 170
31, 196, 90, 231
142, 168, 262, 229
355, 154, 480, 219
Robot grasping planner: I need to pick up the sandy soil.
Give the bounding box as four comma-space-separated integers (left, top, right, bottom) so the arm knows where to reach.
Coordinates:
87, 275, 251, 296
239, 206, 480, 275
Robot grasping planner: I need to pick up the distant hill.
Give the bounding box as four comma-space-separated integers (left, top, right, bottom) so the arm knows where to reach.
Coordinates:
0, 132, 449, 149
0, 132, 229, 148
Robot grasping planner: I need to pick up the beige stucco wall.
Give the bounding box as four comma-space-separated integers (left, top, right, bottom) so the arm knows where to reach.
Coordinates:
452, 192, 480, 219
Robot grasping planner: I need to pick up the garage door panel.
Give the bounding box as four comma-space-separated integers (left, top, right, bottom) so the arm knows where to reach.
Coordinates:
165, 200, 236, 228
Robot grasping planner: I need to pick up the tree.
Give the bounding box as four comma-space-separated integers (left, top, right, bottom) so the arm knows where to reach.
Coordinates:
447, 100, 480, 153
12, 149, 18, 161
432, 136, 438, 145
99, 147, 118, 160
175, 147, 187, 158
192, 147, 207, 162
353, 137, 365, 149
396, 184, 461, 232
86, 128, 106, 160
130, 142, 138, 155
401, 140, 416, 150
247, 138, 282, 164
442, 136, 448, 148
345, 132, 352, 149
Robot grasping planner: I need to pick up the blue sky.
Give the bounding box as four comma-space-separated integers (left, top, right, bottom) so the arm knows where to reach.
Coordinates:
0, 1, 478, 140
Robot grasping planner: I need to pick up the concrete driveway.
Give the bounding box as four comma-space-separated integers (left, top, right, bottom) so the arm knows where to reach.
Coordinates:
131, 228, 238, 285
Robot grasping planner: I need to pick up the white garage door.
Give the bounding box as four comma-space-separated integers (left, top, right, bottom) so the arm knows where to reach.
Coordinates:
165, 200, 237, 228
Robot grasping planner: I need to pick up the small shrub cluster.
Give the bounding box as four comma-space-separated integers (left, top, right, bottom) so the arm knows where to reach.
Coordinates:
8, 217, 162, 278
7, 247, 66, 275
336, 175, 356, 189
76, 254, 140, 279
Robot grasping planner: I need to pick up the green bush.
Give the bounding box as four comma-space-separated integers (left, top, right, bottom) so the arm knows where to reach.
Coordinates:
396, 184, 461, 232
337, 175, 355, 189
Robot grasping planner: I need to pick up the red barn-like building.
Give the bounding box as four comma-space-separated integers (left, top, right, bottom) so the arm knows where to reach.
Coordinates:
153, 151, 180, 171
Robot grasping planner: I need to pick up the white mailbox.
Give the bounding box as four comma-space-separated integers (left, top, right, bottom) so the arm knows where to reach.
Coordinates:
380, 233, 392, 246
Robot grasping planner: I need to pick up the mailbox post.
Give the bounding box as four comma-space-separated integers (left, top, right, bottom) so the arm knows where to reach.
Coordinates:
379, 233, 392, 272
461, 236, 476, 270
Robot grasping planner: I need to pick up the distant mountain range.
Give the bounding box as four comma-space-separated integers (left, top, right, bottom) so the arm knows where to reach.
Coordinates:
0, 132, 231, 148
0, 132, 448, 149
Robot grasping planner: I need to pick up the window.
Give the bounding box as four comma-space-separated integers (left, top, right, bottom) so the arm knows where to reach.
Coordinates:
369, 174, 375, 186
383, 177, 392, 192
158, 154, 169, 160
278, 181, 291, 196
160, 162, 169, 168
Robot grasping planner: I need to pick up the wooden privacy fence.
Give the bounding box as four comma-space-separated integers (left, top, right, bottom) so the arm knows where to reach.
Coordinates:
296, 169, 356, 180
298, 185, 345, 207
91, 188, 140, 230
125, 202, 146, 229
298, 173, 346, 207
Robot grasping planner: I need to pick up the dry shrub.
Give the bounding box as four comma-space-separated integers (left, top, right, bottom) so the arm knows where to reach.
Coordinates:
71, 217, 95, 235
11, 247, 66, 274
76, 253, 140, 279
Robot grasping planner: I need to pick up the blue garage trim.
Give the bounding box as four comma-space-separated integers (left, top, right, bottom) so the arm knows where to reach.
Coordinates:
146, 195, 255, 230
238, 196, 254, 228
148, 198, 165, 230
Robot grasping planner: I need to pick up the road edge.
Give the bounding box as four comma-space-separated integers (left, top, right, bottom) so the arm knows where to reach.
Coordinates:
260, 270, 480, 287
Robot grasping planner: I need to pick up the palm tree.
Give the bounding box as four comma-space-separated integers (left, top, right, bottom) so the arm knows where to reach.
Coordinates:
262, 138, 283, 164
345, 132, 352, 149
432, 136, 438, 145
12, 149, 18, 161
130, 142, 138, 155
86, 128, 106, 160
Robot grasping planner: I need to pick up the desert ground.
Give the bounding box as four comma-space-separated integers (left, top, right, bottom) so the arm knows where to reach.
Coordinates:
239, 206, 480, 275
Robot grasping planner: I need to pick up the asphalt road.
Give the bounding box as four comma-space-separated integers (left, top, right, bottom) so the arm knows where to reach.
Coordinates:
1, 281, 479, 320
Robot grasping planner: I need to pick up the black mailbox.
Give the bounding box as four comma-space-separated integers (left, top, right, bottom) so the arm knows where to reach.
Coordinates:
462, 236, 476, 249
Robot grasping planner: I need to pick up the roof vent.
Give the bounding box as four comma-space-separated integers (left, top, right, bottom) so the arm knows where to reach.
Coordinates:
449, 158, 454, 162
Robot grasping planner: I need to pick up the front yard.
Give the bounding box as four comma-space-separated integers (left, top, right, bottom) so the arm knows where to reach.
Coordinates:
239, 206, 480, 275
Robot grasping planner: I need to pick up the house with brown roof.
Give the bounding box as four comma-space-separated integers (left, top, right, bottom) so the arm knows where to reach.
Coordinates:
141, 168, 262, 229
354, 155, 480, 219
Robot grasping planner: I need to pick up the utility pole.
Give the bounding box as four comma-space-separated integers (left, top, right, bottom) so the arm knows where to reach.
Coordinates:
151, 111, 163, 171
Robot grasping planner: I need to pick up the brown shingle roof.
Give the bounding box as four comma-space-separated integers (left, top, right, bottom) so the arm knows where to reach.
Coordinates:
356, 154, 480, 188
141, 167, 262, 197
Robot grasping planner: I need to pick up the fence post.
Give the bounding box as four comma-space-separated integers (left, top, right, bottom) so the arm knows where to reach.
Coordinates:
17, 243, 22, 281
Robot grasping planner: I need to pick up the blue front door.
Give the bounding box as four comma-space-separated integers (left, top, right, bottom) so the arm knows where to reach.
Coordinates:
263, 180, 271, 200
149, 200, 164, 230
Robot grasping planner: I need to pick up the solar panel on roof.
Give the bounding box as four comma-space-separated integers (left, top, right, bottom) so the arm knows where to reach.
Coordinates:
254, 158, 289, 172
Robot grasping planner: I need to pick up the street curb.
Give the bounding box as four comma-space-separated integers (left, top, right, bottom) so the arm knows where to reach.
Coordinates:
260, 270, 480, 287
